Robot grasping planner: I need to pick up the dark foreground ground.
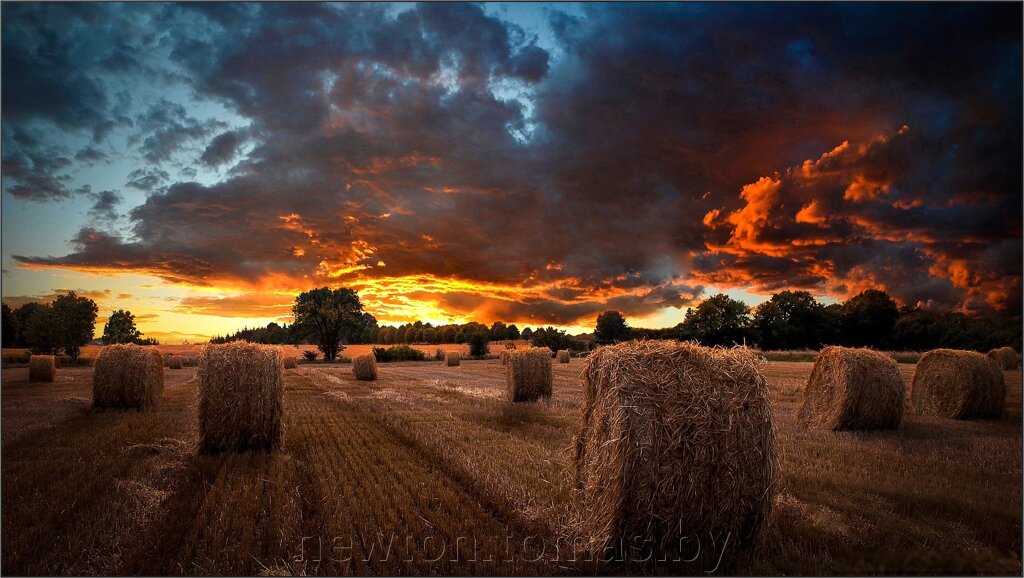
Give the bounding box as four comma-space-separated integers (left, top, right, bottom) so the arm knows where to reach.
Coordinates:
1, 360, 1021, 575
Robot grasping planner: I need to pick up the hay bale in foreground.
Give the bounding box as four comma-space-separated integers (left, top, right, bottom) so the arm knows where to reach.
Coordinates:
575, 341, 776, 555
798, 346, 904, 431
446, 351, 461, 367
557, 349, 570, 363
988, 346, 1019, 370
912, 348, 1005, 420
167, 355, 183, 369
28, 355, 56, 383
198, 342, 282, 453
93, 344, 164, 410
500, 349, 511, 366
505, 347, 552, 402
283, 356, 298, 369
352, 353, 378, 381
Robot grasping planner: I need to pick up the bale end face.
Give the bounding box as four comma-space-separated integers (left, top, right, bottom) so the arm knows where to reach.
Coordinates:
912, 348, 1006, 420
557, 349, 571, 363
28, 355, 56, 382
92, 345, 164, 410
576, 340, 776, 556
352, 353, 378, 381
798, 346, 905, 431
167, 355, 183, 369
988, 347, 1019, 370
198, 342, 283, 454
283, 356, 298, 369
500, 350, 511, 366
505, 347, 553, 402
446, 352, 461, 367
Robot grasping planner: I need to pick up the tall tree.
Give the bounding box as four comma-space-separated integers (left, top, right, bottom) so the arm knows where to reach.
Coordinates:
24, 304, 61, 355
292, 287, 367, 361
840, 289, 899, 346
681, 294, 751, 346
753, 291, 825, 350
595, 310, 631, 344
51, 292, 98, 360
102, 309, 143, 344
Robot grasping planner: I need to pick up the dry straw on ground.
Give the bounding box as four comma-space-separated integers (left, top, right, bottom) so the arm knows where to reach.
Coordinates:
912, 348, 1006, 420
557, 349, 570, 363
352, 353, 378, 381
198, 342, 283, 454
283, 356, 298, 369
93, 344, 164, 410
505, 347, 553, 402
575, 340, 776, 556
28, 355, 56, 383
988, 346, 1019, 370
166, 355, 183, 369
798, 346, 905, 431
446, 352, 461, 367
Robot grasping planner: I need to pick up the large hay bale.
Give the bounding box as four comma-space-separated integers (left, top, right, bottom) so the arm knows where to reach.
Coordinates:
93, 344, 164, 410
912, 348, 1006, 419
557, 349, 570, 363
797, 346, 904, 431
198, 342, 283, 454
352, 353, 378, 381
505, 347, 553, 402
167, 355, 183, 369
28, 355, 56, 383
988, 346, 1019, 370
575, 341, 776, 556
446, 351, 461, 367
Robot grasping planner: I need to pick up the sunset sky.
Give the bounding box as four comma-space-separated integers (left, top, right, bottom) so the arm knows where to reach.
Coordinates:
2, 2, 1021, 343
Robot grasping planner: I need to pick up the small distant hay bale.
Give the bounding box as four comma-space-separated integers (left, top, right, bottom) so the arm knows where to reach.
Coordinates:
798, 346, 905, 431
505, 347, 552, 402
352, 353, 378, 381
181, 355, 198, 367
500, 350, 510, 365
283, 356, 298, 369
93, 345, 164, 410
988, 346, 1019, 370
167, 355, 183, 369
557, 349, 570, 363
912, 348, 1006, 420
575, 341, 776, 556
28, 355, 56, 383
198, 342, 283, 454
446, 351, 461, 367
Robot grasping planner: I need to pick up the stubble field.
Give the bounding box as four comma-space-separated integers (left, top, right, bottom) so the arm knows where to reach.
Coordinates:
1, 358, 1021, 576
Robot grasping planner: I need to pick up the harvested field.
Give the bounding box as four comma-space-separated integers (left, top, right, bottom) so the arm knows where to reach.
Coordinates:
1, 358, 1021, 575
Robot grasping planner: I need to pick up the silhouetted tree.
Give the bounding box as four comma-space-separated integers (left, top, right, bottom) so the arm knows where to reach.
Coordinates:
680, 293, 751, 346
753, 291, 825, 350
50, 292, 98, 360
840, 289, 898, 346
292, 287, 367, 361
594, 310, 630, 344
103, 309, 143, 344
2, 303, 19, 347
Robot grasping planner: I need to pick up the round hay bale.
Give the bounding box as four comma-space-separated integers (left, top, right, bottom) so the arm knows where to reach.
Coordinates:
283, 356, 298, 369
446, 351, 461, 367
797, 346, 904, 431
912, 348, 1005, 419
352, 353, 378, 381
987, 346, 1019, 370
167, 355, 183, 370
198, 342, 283, 454
28, 355, 56, 383
93, 344, 164, 410
499, 350, 510, 365
557, 349, 570, 363
505, 347, 552, 402
575, 341, 776, 556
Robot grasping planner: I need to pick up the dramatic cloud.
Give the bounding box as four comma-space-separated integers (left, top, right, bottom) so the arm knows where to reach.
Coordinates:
3, 2, 1021, 329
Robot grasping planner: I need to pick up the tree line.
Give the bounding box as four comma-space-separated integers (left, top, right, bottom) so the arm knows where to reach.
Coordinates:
597, 289, 1022, 352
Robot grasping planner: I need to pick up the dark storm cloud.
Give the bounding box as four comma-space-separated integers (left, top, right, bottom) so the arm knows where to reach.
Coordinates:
200, 130, 245, 167
7, 2, 1022, 320
87, 189, 122, 223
